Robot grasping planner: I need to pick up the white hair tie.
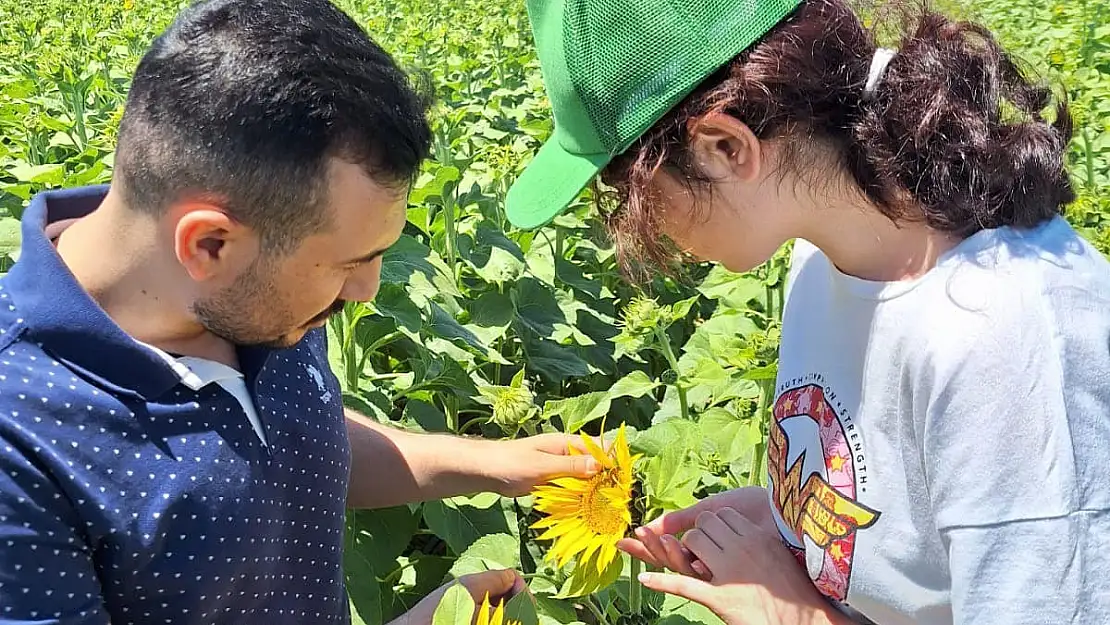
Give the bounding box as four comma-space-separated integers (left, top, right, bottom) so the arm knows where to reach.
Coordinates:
863, 48, 897, 100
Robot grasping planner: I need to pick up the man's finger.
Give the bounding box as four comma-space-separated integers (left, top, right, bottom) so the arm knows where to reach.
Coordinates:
637, 571, 715, 607
509, 572, 527, 596
531, 433, 580, 454
458, 569, 521, 603
537, 452, 601, 480
525, 434, 603, 478
572, 433, 610, 451
534, 433, 607, 455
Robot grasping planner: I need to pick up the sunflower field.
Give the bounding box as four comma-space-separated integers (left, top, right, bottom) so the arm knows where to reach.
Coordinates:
0, 0, 1106, 624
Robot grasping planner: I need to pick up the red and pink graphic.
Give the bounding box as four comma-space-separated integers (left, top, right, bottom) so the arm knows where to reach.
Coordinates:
768, 383, 880, 602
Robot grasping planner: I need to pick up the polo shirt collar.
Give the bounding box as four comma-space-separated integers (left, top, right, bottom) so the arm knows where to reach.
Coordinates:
6, 185, 189, 400
139, 339, 269, 447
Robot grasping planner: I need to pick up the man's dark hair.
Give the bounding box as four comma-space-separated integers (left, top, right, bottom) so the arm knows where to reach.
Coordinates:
114, 0, 432, 254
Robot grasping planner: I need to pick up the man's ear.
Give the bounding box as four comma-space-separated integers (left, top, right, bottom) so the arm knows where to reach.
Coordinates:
171, 203, 258, 283
685, 113, 763, 184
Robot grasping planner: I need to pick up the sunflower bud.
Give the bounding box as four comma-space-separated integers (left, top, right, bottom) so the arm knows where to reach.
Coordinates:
620, 296, 666, 338
479, 383, 537, 428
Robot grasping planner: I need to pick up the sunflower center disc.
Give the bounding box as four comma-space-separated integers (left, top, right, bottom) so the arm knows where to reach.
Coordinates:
581, 472, 626, 536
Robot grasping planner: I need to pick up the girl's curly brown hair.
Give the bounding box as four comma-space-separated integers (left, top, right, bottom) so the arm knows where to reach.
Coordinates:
597, 0, 1075, 281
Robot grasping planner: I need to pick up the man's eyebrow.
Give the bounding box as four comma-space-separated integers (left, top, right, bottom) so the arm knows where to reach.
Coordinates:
345, 248, 389, 264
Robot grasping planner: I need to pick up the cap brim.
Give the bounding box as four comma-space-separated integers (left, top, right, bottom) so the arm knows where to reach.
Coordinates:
505, 137, 611, 230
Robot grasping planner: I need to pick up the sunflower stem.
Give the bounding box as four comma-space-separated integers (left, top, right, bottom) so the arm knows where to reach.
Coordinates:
654, 327, 689, 420
445, 396, 459, 433
459, 417, 486, 434
747, 378, 774, 486
583, 596, 612, 625
629, 557, 643, 615
381, 558, 421, 586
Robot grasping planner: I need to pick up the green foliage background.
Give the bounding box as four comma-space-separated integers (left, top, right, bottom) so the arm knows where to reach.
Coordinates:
0, 0, 1105, 623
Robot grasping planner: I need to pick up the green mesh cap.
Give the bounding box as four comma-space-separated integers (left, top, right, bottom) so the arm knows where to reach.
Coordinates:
505, 0, 803, 229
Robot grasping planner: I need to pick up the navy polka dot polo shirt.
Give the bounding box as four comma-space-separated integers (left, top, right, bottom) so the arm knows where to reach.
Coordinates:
0, 185, 354, 623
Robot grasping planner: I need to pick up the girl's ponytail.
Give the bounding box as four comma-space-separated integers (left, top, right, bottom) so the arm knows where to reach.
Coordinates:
848, 10, 1075, 235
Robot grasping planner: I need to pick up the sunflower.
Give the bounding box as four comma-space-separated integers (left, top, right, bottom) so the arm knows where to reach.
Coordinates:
476, 593, 520, 625
530, 423, 641, 594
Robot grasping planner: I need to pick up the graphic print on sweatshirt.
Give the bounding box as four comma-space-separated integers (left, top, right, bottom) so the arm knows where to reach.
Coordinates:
767, 373, 881, 601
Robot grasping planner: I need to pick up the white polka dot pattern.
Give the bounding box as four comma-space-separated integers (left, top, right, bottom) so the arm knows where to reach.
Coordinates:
0, 299, 354, 625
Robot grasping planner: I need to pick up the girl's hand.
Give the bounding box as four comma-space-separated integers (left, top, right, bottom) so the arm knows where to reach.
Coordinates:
637, 507, 850, 625
618, 486, 774, 578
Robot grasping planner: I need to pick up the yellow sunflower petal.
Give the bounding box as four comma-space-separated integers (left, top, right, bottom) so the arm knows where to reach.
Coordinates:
477, 593, 491, 625
615, 424, 631, 461
534, 491, 585, 505
570, 528, 604, 557
536, 519, 584, 541
603, 540, 621, 568
580, 432, 611, 466
577, 533, 604, 567
549, 524, 590, 561
491, 598, 505, 625
592, 546, 610, 576
532, 500, 579, 516
547, 476, 591, 491
530, 516, 559, 530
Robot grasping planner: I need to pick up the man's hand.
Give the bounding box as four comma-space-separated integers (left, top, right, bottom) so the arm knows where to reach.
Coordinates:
388, 569, 526, 625
484, 433, 602, 498
618, 486, 775, 577
636, 508, 850, 625
344, 410, 603, 509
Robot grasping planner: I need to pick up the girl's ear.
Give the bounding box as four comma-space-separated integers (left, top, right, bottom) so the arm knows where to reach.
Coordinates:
686, 113, 763, 184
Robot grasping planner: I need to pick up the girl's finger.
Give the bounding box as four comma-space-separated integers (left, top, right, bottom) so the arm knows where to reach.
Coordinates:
690, 559, 712, 581
660, 533, 701, 578
635, 527, 672, 570
616, 535, 662, 568
680, 528, 724, 570
637, 571, 716, 609
717, 506, 761, 538
694, 511, 740, 552
643, 504, 702, 537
